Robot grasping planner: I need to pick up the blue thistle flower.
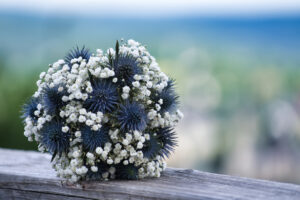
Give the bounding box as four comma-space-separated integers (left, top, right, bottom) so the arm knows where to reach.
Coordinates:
115, 164, 139, 180
156, 127, 177, 158
86, 162, 109, 181
165, 79, 176, 90
142, 136, 161, 159
83, 79, 119, 113
113, 54, 142, 86
81, 125, 110, 152
42, 85, 68, 115
151, 80, 179, 113
21, 97, 40, 122
40, 119, 70, 161
65, 46, 91, 66
118, 101, 147, 132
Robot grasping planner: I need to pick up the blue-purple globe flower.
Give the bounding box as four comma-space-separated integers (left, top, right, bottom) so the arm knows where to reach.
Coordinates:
81, 124, 110, 151
118, 101, 147, 132
83, 78, 119, 113
22, 97, 40, 122
113, 54, 142, 86
40, 119, 70, 161
65, 46, 91, 67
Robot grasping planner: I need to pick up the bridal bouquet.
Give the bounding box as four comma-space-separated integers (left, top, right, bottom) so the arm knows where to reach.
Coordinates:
22, 39, 183, 182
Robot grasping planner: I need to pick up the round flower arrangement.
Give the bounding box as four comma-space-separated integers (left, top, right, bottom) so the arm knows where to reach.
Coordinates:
22, 39, 183, 182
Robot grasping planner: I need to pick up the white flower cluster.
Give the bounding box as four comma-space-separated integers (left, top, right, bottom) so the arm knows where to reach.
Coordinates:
22, 39, 183, 182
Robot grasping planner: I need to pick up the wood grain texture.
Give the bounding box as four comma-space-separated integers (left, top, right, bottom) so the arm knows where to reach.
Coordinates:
0, 148, 299, 200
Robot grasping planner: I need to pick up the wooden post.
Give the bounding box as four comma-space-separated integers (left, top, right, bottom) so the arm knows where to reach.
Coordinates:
0, 148, 299, 200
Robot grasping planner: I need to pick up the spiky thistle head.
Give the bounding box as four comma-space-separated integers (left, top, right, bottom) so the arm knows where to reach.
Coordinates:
86, 161, 109, 181
156, 127, 177, 158
42, 85, 68, 115
115, 164, 139, 180
118, 101, 147, 132
142, 135, 161, 159
113, 54, 142, 86
65, 46, 91, 66
81, 125, 110, 152
151, 79, 179, 113
83, 79, 119, 113
21, 97, 40, 122
40, 119, 70, 161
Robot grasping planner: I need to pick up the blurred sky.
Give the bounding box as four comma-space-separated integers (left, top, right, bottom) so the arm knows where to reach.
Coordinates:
1, 0, 300, 17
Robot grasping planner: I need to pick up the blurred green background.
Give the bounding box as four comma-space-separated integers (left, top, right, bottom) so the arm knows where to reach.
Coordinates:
1, 7, 300, 184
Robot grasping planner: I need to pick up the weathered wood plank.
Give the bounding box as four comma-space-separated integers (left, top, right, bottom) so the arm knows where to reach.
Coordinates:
0, 148, 299, 200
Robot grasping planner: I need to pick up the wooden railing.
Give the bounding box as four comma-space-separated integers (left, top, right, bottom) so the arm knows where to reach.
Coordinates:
0, 148, 299, 199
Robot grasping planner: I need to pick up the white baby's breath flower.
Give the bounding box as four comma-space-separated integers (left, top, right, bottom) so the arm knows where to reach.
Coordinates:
78, 115, 86, 123
146, 81, 153, 88
155, 104, 161, 111
59, 111, 65, 118
107, 48, 115, 55
120, 149, 127, 157
122, 139, 129, 146
75, 131, 81, 137
71, 84, 79, 91
86, 152, 95, 160
128, 39, 139, 46
122, 86, 130, 93
107, 69, 115, 77
107, 158, 113, 165
140, 136, 145, 143
123, 160, 129, 165
75, 91, 82, 99
69, 113, 77, 122
101, 151, 108, 159
121, 93, 129, 99
91, 125, 99, 131
137, 142, 143, 149
85, 119, 94, 126
62, 65, 70, 71
91, 166, 98, 172
34, 110, 40, 116
39, 72, 46, 79
100, 72, 108, 78
79, 108, 87, 115
114, 157, 121, 164
62, 126, 69, 133
96, 147, 103, 155
86, 86, 93, 93
62, 96, 69, 102
133, 74, 141, 80
96, 49, 103, 56
82, 93, 88, 100
112, 77, 118, 83
132, 81, 140, 88
129, 157, 134, 163
147, 100, 152, 105
73, 151, 80, 158
144, 134, 150, 140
